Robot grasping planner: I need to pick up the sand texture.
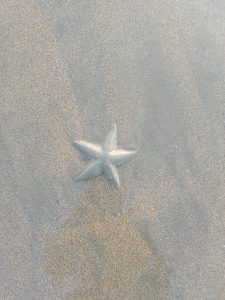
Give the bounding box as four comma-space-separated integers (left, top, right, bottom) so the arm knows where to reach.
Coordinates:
0, 0, 225, 299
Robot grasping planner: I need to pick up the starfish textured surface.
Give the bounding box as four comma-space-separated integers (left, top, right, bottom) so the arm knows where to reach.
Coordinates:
74, 125, 137, 189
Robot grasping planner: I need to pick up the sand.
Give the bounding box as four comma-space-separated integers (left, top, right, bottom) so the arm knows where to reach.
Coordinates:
0, 1, 225, 299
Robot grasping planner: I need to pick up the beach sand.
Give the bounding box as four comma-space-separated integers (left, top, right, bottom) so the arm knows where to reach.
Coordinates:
0, 1, 224, 299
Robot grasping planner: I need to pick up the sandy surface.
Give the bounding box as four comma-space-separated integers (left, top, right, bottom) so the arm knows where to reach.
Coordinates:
0, 0, 225, 299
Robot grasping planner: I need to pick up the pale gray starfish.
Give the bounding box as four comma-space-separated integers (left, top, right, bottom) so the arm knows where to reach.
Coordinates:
74, 125, 137, 189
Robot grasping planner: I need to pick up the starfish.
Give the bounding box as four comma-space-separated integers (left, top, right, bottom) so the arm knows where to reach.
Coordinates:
74, 125, 137, 189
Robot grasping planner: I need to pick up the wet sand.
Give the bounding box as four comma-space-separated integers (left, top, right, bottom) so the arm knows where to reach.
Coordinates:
0, 1, 225, 299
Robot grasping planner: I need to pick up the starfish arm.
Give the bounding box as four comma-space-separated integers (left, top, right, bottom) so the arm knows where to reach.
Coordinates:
103, 162, 120, 189
76, 160, 102, 181
109, 149, 137, 165
74, 140, 102, 159
102, 125, 117, 152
